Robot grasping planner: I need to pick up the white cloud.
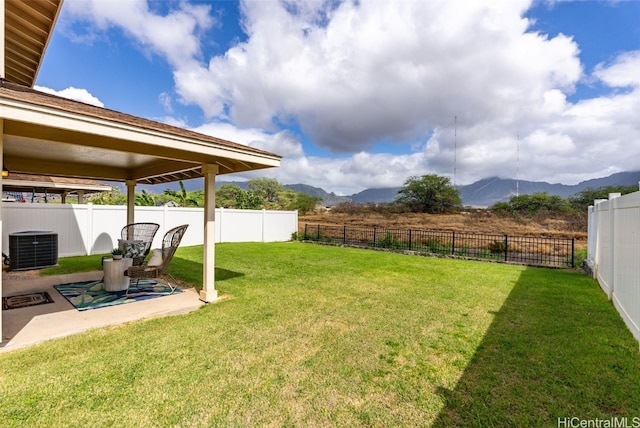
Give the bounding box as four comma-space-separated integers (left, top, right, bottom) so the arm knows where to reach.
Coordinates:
59, 0, 640, 193
158, 92, 173, 114
191, 121, 430, 195
593, 51, 640, 88
157, 116, 188, 128
34, 85, 105, 107
185, 0, 582, 153
62, 0, 214, 68
191, 122, 304, 158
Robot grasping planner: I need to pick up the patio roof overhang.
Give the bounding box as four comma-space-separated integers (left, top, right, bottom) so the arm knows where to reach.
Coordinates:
0, 80, 281, 184
4, 0, 62, 88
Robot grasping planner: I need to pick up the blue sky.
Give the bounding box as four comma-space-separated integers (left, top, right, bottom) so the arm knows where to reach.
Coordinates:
36, 0, 640, 195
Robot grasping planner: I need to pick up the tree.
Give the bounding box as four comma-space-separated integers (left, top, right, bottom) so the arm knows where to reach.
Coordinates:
236, 189, 264, 209
248, 178, 283, 204
87, 186, 126, 205
276, 189, 299, 211
277, 189, 322, 214
294, 192, 322, 215
569, 185, 638, 209
216, 184, 246, 208
395, 175, 462, 213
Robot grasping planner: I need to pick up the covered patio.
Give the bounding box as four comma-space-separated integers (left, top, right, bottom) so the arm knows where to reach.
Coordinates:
0, 0, 281, 348
1, 269, 206, 352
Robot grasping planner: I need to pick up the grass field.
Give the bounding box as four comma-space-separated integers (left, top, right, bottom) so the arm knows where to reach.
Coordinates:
1, 242, 638, 426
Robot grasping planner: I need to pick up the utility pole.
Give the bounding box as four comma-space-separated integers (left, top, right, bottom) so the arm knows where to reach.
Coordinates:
516, 133, 520, 197
453, 115, 457, 187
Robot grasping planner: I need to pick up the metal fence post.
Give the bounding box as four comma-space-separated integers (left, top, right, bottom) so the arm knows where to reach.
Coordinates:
304, 223, 307, 240
373, 226, 377, 247
408, 229, 412, 251
571, 238, 575, 268
317, 224, 321, 241
343, 225, 347, 245
504, 235, 509, 262
451, 231, 456, 255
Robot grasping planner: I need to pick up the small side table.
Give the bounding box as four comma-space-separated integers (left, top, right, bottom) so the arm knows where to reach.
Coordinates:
103, 258, 134, 292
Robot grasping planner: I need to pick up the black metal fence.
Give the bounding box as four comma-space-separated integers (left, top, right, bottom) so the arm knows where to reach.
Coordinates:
302, 223, 575, 268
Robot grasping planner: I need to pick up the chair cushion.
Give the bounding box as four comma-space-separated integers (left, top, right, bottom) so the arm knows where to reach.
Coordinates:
147, 248, 163, 266
118, 239, 146, 258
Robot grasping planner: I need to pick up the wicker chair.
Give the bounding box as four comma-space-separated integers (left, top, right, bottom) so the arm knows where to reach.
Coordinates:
126, 224, 188, 293
119, 222, 160, 266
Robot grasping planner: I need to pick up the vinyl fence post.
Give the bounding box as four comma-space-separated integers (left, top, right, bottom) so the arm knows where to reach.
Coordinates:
504, 235, 509, 262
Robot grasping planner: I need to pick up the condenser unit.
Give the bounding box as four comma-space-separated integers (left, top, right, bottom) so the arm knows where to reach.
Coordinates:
9, 231, 58, 270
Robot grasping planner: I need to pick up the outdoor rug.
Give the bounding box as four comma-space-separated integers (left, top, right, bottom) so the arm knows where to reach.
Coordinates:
54, 279, 182, 311
3, 292, 54, 310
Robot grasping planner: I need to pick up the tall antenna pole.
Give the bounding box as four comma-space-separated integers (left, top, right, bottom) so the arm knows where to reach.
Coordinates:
453, 115, 457, 187
516, 133, 520, 197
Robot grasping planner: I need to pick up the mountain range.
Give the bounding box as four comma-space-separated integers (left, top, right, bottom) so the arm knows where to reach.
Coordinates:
152, 171, 640, 208
291, 171, 640, 207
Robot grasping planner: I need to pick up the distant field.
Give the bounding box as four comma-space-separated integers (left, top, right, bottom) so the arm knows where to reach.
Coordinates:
300, 210, 588, 249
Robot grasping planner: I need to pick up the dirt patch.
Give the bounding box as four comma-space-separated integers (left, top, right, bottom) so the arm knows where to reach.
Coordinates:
300, 210, 588, 249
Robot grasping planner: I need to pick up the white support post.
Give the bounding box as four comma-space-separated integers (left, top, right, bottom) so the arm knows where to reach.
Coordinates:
126, 180, 136, 225
200, 164, 219, 302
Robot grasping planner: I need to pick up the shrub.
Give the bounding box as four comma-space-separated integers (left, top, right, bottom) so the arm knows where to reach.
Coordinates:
377, 232, 404, 250
490, 193, 572, 213
455, 245, 471, 256
426, 238, 449, 254
488, 240, 507, 254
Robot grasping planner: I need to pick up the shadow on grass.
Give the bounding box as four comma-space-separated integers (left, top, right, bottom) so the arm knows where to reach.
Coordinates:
432, 267, 640, 427
169, 256, 244, 291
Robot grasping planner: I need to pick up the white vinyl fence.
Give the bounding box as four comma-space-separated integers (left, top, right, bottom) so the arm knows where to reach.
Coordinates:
1, 204, 298, 258
587, 191, 640, 344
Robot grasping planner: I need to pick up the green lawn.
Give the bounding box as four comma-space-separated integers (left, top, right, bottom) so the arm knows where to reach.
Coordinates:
1, 242, 639, 427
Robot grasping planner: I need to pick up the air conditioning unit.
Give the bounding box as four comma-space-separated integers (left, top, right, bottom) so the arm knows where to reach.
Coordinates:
9, 231, 58, 270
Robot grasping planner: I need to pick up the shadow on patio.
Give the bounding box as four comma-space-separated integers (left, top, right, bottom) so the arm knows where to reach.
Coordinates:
1, 267, 206, 353
431, 267, 640, 426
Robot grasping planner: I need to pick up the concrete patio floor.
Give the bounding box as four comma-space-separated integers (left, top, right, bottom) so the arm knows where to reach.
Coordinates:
1, 269, 207, 353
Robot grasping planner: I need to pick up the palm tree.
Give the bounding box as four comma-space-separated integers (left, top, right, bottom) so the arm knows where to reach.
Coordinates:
135, 189, 156, 206
163, 181, 200, 207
